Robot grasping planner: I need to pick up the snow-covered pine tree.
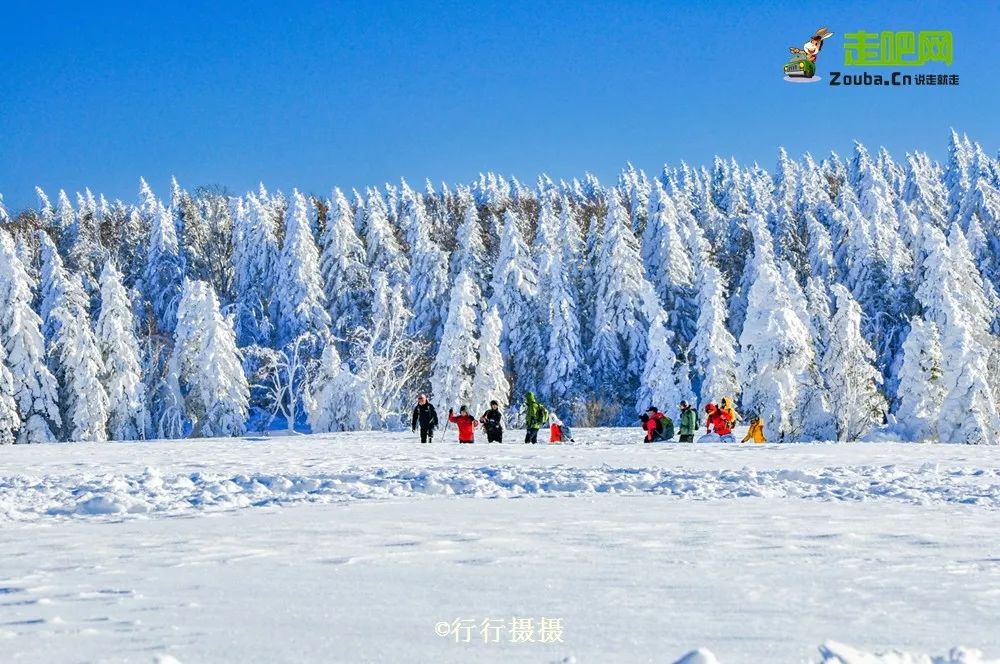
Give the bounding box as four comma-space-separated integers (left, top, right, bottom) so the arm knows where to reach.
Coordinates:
145, 202, 185, 333
589, 190, 649, 401
170, 279, 249, 437
471, 305, 510, 417
64, 189, 104, 292
48, 271, 110, 442
488, 209, 543, 397
363, 190, 410, 288
539, 216, 583, 413
804, 210, 837, 282
273, 190, 331, 346
431, 270, 479, 412
319, 188, 370, 343
138, 177, 159, 220
690, 264, 739, 407
893, 316, 945, 441
0, 337, 20, 444
532, 196, 560, 307
944, 128, 972, 220
738, 216, 817, 441
96, 262, 148, 440
821, 284, 886, 440
35, 187, 55, 230
916, 224, 1000, 443
54, 190, 76, 258
232, 193, 278, 346
0, 229, 61, 443
768, 148, 810, 280
449, 201, 489, 300
636, 289, 692, 419
305, 341, 365, 432
403, 191, 450, 344
641, 181, 697, 349
38, 231, 73, 344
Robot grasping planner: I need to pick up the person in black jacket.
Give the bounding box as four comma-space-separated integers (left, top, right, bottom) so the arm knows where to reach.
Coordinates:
411, 394, 439, 444
479, 400, 504, 443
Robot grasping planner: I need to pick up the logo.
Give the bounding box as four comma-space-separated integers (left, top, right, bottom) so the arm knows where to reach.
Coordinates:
830, 30, 959, 87
782, 26, 834, 83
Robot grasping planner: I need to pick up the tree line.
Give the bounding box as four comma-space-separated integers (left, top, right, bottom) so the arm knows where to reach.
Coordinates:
0, 130, 998, 444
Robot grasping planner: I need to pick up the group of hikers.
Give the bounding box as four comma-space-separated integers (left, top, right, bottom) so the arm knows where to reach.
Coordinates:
639, 397, 766, 444
410, 392, 767, 445
410, 392, 573, 445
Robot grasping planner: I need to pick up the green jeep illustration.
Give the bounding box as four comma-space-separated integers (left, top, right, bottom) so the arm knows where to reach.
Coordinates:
783, 55, 816, 78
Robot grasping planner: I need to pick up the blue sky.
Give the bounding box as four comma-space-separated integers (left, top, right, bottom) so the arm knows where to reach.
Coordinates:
2, 0, 996, 210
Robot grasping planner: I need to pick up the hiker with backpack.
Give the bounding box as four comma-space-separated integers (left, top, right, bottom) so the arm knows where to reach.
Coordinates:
678, 400, 698, 443
411, 393, 440, 444
479, 400, 504, 443
641, 406, 674, 443
523, 392, 549, 444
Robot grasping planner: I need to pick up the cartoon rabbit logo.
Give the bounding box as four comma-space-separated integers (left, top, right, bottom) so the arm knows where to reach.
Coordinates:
783, 26, 834, 82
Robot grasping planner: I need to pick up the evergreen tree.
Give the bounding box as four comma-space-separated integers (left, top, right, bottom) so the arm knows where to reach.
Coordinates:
38, 231, 73, 344
273, 190, 331, 346
916, 225, 1000, 443
471, 306, 510, 417
0, 229, 60, 443
636, 294, 692, 418
738, 218, 817, 441
532, 196, 561, 306
449, 201, 489, 299
48, 272, 109, 442
944, 128, 972, 220
319, 188, 370, 343
642, 181, 696, 348
364, 191, 409, 288
96, 262, 148, 440
589, 190, 649, 398
232, 193, 278, 346
489, 210, 543, 395
431, 270, 479, 411
821, 285, 886, 440
894, 316, 945, 441
690, 264, 739, 406
404, 192, 450, 344
0, 338, 21, 444
539, 219, 583, 412
144, 202, 185, 333
170, 280, 249, 437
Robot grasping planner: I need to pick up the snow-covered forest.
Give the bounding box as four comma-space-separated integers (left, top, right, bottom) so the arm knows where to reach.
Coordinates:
1, 131, 998, 444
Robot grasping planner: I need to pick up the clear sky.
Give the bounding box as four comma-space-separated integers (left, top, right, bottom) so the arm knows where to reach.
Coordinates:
2, 0, 996, 210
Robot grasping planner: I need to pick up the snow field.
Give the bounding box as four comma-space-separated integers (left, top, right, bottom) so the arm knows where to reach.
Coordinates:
3, 430, 1000, 662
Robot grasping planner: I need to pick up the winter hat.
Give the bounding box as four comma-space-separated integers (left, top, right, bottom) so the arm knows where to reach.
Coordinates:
705, 402, 717, 413
647, 406, 658, 413
490, 400, 499, 407
680, 400, 688, 408
459, 405, 468, 413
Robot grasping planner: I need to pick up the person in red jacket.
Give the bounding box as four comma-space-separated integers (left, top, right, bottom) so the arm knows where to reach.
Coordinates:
448, 406, 479, 444
704, 402, 736, 442
641, 406, 667, 443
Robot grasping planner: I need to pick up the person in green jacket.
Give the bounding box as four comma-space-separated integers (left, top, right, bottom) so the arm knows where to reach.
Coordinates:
523, 392, 549, 444
678, 400, 698, 443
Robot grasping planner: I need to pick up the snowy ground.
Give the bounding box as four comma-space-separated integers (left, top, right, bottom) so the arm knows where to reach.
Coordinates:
2, 429, 1000, 663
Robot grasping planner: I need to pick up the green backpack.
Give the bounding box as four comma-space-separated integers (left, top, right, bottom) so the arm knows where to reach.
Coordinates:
657, 416, 675, 440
